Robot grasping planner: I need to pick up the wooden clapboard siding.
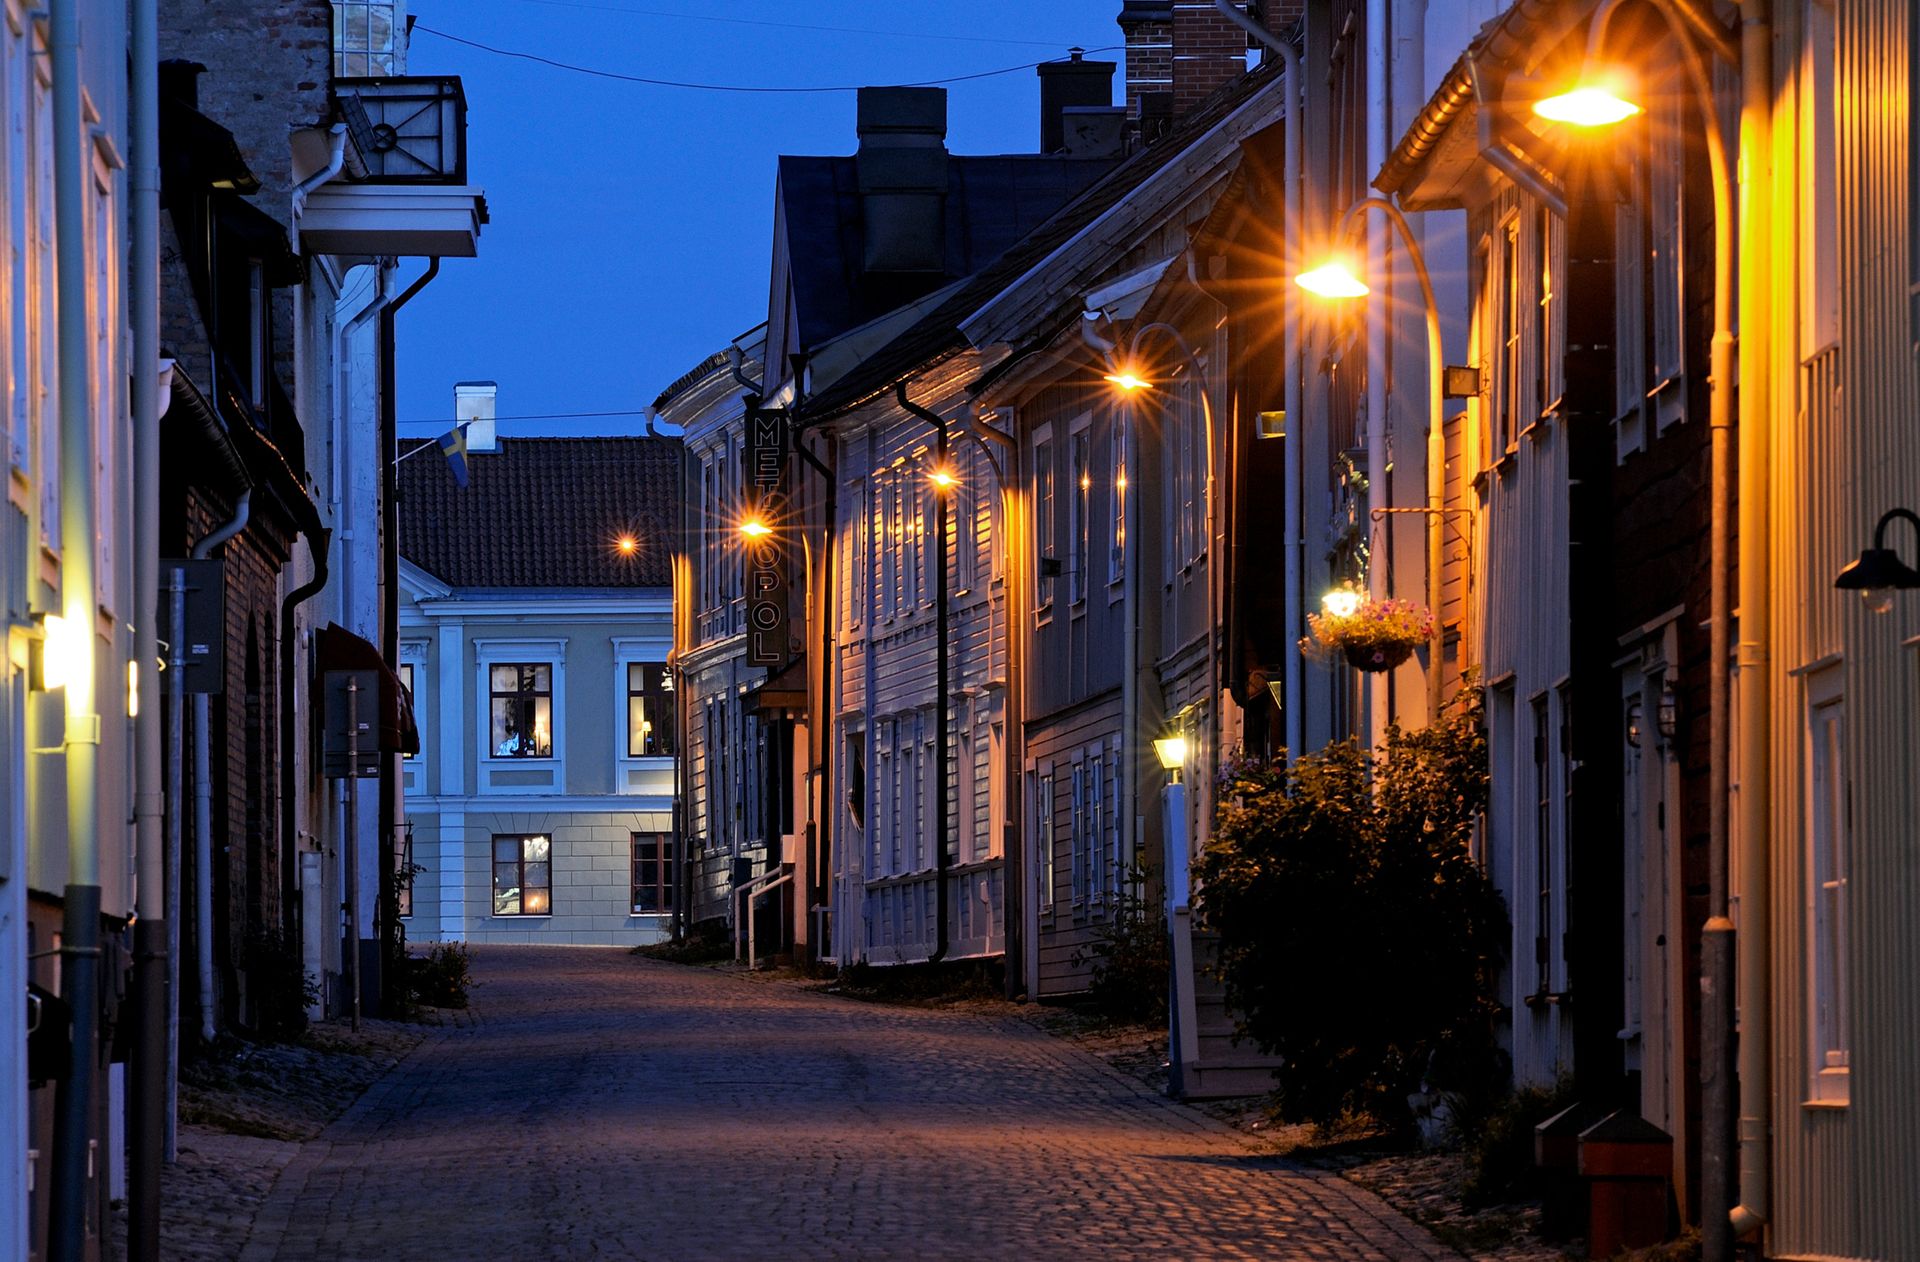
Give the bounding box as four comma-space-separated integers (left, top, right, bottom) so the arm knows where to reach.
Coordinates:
1028, 690, 1125, 996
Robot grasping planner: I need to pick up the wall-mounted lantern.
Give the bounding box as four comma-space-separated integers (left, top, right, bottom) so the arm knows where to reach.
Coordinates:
1834, 507, 1920, 614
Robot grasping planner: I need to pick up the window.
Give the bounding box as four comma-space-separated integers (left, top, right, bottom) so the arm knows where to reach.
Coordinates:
1805, 667, 1849, 1103
631, 833, 674, 914
489, 663, 552, 757
1070, 762, 1087, 907
1497, 215, 1520, 455
1801, 0, 1839, 357
903, 464, 921, 612
491, 834, 551, 916
1035, 770, 1056, 918
3, 14, 23, 474
626, 662, 675, 756
1535, 204, 1560, 419
1109, 416, 1128, 589
1532, 695, 1553, 999
332, 0, 403, 75
1648, 61, 1687, 431
397, 663, 417, 759
395, 824, 415, 918
1087, 756, 1105, 905
1614, 146, 1648, 457
1069, 426, 1090, 604
32, 58, 54, 550
1033, 431, 1055, 612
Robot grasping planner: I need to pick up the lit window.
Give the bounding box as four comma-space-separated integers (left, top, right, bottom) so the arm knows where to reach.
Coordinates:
626, 662, 675, 757
397, 663, 417, 760
631, 833, 674, 914
489, 663, 552, 758
1805, 667, 1849, 1104
492, 834, 551, 916
1070, 429, 1090, 604
332, 0, 402, 76
1033, 434, 1055, 611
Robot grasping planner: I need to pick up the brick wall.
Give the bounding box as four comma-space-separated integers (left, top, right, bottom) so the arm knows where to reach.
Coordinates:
1172, 2, 1248, 115
1118, 3, 1172, 119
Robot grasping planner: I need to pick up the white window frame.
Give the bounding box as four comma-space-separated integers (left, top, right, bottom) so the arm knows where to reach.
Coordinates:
1068, 416, 1090, 606
1799, 0, 1839, 361
1648, 59, 1688, 434
397, 641, 427, 794
1803, 663, 1849, 1105
32, 39, 53, 553
474, 638, 566, 795
1032, 423, 1055, 619
332, 0, 406, 76
1033, 764, 1056, 922
3, 3, 25, 477
612, 636, 673, 795
1069, 759, 1087, 910
88, 143, 117, 615
1108, 409, 1128, 594
1087, 754, 1105, 911
1614, 146, 1648, 461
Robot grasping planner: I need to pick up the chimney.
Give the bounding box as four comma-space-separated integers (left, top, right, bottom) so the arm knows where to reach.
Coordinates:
1061, 105, 1128, 158
856, 87, 949, 275
1173, 1, 1251, 115
1036, 49, 1117, 153
454, 381, 498, 453
1116, 1, 1172, 121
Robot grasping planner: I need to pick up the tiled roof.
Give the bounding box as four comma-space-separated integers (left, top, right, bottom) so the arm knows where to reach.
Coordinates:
398, 436, 682, 589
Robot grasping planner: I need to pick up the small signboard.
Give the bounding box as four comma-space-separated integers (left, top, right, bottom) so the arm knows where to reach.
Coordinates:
322, 668, 381, 779
159, 559, 225, 696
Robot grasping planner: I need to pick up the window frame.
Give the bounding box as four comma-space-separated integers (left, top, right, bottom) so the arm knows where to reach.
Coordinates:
1108, 409, 1128, 594
474, 639, 566, 792
1803, 663, 1850, 1105
332, 0, 405, 76
490, 833, 552, 917
1034, 766, 1056, 922
630, 831, 674, 916
1068, 418, 1091, 606
1647, 58, 1688, 434
1032, 423, 1056, 619
487, 662, 554, 759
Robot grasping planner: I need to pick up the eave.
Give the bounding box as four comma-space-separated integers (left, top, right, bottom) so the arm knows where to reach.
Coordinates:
300, 184, 488, 258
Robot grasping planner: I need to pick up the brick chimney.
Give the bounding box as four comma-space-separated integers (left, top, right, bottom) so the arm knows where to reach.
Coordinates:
455, 381, 498, 452
1172, 1, 1250, 115
1117, 1, 1172, 121
856, 87, 950, 274
1035, 48, 1117, 153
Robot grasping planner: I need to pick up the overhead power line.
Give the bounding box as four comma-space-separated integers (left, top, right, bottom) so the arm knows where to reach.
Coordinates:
487, 0, 1078, 49
412, 25, 1121, 93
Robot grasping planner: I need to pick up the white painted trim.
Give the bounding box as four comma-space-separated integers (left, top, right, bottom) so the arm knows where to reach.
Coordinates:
408, 794, 675, 815
436, 622, 464, 797
474, 639, 567, 795
413, 593, 671, 621
612, 634, 675, 795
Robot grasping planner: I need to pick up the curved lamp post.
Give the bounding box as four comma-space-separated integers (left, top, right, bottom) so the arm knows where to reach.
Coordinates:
1531, 4, 1748, 1254
1834, 507, 1920, 613
1295, 195, 1447, 724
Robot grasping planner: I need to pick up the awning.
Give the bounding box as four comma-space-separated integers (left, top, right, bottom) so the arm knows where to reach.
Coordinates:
747, 655, 808, 719
314, 623, 419, 755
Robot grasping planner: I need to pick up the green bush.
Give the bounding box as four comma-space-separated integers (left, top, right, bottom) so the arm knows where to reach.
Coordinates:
1458, 1081, 1577, 1207
1194, 684, 1509, 1132
1071, 863, 1169, 1025
243, 927, 318, 1042
407, 941, 475, 1010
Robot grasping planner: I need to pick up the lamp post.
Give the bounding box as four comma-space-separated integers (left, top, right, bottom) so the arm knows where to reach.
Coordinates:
1834, 507, 1920, 612
1295, 195, 1447, 725
1153, 730, 1198, 1096
1531, 6, 1750, 1254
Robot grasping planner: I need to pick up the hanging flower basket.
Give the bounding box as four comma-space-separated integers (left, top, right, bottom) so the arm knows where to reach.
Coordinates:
1344, 641, 1416, 673
1305, 584, 1435, 675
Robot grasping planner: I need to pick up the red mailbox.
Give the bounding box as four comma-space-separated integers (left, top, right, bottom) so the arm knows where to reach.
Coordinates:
1578, 1110, 1674, 1258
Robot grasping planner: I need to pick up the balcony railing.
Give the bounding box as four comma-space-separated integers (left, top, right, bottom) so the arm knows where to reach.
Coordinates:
333, 76, 468, 184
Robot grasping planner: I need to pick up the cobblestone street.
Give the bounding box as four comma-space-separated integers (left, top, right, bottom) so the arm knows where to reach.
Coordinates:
232, 947, 1456, 1261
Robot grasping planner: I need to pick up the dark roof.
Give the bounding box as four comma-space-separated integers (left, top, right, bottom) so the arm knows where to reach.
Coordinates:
398, 436, 682, 589
801, 62, 1285, 420
778, 154, 1118, 350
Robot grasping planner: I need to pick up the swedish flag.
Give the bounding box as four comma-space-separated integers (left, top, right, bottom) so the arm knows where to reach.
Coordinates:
438, 422, 470, 488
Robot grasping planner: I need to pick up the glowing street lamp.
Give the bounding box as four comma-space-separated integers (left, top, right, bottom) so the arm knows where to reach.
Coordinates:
1103, 369, 1151, 392
614, 534, 638, 556
738, 517, 772, 540
1294, 260, 1371, 299
1532, 84, 1642, 126
1321, 586, 1363, 619
928, 466, 958, 492
1153, 734, 1189, 775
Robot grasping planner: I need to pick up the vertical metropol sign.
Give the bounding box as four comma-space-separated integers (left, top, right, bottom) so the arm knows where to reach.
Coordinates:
743, 402, 790, 668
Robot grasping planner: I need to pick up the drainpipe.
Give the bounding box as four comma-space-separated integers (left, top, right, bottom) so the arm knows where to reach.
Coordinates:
1364, 0, 1390, 741
46, 0, 102, 1252
376, 258, 438, 1013
277, 532, 330, 989
193, 493, 251, 1045
289, 124, 347, 219
1729, 0, 1772, 1243
897, 381, 951, 964
126, 0, 165, 1249
335, 264, 388, 640
1217, 0, 1303, 764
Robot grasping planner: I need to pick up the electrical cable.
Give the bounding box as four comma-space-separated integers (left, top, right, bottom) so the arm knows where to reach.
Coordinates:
412, 25, 1120, 93
482, 0, 1077, 49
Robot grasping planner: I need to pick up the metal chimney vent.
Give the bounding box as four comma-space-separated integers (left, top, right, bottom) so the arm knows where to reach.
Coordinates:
335, 76, 468, 183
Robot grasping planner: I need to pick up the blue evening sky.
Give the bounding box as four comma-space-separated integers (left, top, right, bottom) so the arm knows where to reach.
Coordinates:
395, 0, 1124, 439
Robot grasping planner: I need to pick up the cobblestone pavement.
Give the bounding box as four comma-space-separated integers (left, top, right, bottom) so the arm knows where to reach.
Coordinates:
238, 947, 1460, 1261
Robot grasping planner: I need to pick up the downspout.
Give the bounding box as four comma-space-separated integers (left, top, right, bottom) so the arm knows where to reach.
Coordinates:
127, 0, 166, 1250
1216, 0, 1303, 764
193, 492, 251, 1045
335, 264, 389, 633
897, 381, 951, 964
46, 0, 101, 1253
1364, 0, 1390, 740
1729, 0, 1772, 1242
289, 124, 347, 219
375, 257, 438, 1013
276, 531, 330, 987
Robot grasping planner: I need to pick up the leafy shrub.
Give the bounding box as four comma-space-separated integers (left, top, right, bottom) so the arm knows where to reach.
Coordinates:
243, 927, 318, 1042
1458, 1081, 1577, 1207
1194, 684, 1508, 1133
407, 941, 475, 1010
1071, 863, 1168, 1025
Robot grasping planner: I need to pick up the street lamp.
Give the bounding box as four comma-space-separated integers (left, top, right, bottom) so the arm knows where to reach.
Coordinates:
1834, 507, 1920, 614
738, 517, 772, 539
1152, 734, 1188, 779
1296, 195, 1447, 722
1529, 5, 1745, 1252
